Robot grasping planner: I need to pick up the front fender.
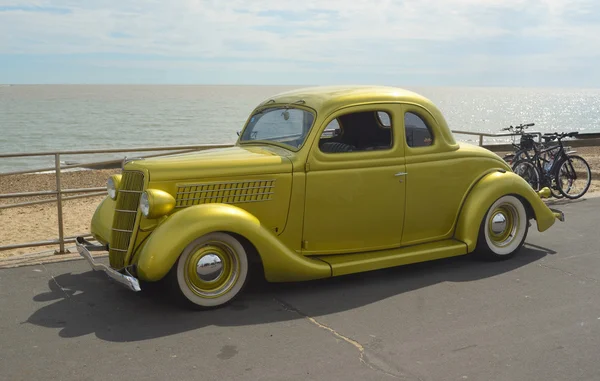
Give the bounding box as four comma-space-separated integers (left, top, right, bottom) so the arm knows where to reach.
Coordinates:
90, 196, 115, 245
134, 204, 331, 282
455, 170, 557, 252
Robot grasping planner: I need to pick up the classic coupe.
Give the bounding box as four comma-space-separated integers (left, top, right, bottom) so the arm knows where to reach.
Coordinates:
76, 86, 564, 308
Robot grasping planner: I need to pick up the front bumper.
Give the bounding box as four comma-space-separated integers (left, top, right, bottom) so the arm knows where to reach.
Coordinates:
75, 237, 141, 292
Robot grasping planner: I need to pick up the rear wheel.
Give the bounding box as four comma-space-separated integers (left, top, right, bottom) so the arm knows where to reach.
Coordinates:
506, 151, 528, 166
502, 154, 515, 165
476, 195, 529, 260
556, 155, 592, 199
512, 160, 540, 191
166, 232, 249, 309
549, 178, 564, 199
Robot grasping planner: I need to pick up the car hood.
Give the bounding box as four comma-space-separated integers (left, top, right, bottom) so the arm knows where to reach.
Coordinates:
124, 145, 294, 181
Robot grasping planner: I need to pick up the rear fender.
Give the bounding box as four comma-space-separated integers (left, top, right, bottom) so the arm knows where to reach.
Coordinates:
133, 204, 331, 282
455, 170, 557, 252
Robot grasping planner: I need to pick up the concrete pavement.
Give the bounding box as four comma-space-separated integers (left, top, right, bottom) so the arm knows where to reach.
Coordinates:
1, 197, 599, 381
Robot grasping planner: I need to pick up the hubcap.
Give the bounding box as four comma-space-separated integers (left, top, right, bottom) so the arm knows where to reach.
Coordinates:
491, 213, 507, 235
487, 205, 518, 247
196, 253, 223, 282
184, 242, 240, 298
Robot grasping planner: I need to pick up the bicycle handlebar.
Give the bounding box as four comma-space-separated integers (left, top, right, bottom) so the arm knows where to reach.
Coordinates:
502, 122, 535, 132
542, 131, 579, 141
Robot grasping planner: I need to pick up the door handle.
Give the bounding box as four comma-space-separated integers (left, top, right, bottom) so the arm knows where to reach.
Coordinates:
394, 172, 407, 177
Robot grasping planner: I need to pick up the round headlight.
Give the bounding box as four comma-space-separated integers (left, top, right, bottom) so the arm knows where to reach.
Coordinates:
107, 177, 117, 200
140, 192, 150, 217
139, 189, 176, 219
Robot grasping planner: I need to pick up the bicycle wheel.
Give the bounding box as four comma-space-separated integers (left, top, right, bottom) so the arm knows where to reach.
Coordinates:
513, 160, 540, 191
539, 156, 563, 198
549, 178, 564, 199
502, 154, 515, 164
556, 155, 592, 199
505, 151, 527, 166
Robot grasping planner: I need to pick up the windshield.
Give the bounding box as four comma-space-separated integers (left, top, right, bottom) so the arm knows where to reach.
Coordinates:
239, 107, 315, 150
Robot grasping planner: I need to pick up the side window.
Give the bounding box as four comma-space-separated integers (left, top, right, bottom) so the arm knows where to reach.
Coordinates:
376, 111, 391, 128
405, 112, 433, 147
318, 110, 393, 153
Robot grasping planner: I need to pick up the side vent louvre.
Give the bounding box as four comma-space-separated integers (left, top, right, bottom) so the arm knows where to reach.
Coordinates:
176, 179, 275, 207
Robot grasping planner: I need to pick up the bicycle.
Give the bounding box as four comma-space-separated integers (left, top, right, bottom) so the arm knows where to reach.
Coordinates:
500, 122, 535, 165
501, 123, 577, 198
500, 123, 561, 198
512, 132, 592, 199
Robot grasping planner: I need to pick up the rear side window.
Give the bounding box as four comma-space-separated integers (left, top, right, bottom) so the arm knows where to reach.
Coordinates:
318, 110, 393, 153
405, 112, 433, 147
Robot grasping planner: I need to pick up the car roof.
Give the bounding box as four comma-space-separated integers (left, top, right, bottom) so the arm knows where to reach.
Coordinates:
253, 85, 458, 149
257, 85, 432, 113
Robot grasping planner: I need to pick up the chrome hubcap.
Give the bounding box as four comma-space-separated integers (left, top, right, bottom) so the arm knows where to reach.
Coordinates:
185, 241, 240, 298
491, 213, 508, 235
196, 253, 223, 282
487, 204, 519, 249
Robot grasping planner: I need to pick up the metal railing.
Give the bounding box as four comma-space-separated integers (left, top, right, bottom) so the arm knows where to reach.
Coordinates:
451, 130, 543, 146
1, 129, 598, 256
0, 143, 234, 254
453, 130, 600, 150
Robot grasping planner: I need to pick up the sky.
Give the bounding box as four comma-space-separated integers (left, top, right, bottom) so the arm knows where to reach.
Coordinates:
1, 0, 600, 86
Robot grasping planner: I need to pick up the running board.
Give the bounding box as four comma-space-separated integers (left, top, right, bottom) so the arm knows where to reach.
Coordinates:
316, 239, 468, 277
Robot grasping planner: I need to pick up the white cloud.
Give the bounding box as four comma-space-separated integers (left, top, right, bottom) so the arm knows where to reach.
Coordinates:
1, 0, 599, 83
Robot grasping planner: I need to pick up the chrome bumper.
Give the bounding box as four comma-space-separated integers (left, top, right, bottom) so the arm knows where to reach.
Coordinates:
549, 208, 565, 222
75, 237, 141, 292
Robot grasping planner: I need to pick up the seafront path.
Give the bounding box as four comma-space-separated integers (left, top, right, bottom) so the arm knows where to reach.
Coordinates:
1, 195, 599, 381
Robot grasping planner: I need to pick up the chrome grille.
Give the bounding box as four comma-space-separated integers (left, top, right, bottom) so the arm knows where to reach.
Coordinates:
109, 171, 144, 269
176, 179, 275, 207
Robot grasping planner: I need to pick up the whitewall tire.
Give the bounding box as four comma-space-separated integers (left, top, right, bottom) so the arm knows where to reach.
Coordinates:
168, 232, 249, 309
477, 195, 529, 260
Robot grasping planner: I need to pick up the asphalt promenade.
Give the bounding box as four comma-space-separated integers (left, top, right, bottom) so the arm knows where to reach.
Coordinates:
1, 197, 599, 381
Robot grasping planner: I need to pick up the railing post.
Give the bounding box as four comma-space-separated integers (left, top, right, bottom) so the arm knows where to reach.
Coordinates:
479, 135, 484, 146
54, 153, 69, 254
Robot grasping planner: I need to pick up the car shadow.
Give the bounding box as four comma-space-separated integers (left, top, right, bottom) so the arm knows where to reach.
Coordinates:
27, 245, 553, 342
545, 196, 591, 206
522, 242, 557, 255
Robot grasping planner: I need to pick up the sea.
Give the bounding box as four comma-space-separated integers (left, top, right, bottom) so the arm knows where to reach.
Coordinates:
1, 85, 600, 173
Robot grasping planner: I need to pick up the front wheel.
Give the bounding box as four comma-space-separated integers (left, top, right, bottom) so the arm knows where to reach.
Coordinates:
476, 195, 529, 260
166, 232, 249, 309
556, 155, 592, 199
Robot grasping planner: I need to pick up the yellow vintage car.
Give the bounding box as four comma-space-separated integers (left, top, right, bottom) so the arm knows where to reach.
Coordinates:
76, 85, 565, 309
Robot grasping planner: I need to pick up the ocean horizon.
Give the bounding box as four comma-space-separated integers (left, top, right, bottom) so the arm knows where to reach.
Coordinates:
2, 84, 600, 173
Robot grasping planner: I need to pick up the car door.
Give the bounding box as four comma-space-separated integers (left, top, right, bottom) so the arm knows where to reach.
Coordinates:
301, 104, 406, 255
401, 104, 486, 246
